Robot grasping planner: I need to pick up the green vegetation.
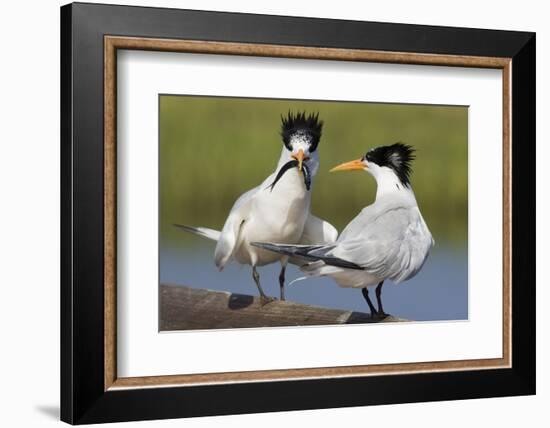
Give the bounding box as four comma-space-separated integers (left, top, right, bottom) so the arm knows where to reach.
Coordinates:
160, 95, 468, 246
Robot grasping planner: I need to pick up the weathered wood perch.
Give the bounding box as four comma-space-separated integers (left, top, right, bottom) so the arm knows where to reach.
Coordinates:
160, 284, 407, 331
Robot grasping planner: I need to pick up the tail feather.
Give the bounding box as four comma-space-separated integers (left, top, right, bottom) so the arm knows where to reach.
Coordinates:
173, 224, 221, 242
251, 242, 364, 270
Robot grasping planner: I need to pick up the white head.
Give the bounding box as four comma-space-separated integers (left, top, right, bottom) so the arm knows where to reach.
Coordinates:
270, 112, 323, 191
330, 143, 416, 194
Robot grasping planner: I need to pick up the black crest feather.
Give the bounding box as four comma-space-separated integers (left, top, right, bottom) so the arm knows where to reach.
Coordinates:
280, 111, 323, 152
364, 143, 415, 186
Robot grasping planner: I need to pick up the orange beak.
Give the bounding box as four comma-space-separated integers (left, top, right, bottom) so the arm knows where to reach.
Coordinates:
292, 149, 307, 171
330, 158, 365, 172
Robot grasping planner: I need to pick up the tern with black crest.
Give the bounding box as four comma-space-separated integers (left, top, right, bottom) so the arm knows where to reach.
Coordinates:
253, 143, 433, 317
175, 112, 337, 302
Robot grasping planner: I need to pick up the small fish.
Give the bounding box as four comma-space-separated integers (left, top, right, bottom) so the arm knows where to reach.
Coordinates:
268, 159, 299, 191
302, 162, 312, 191
268, 160, 312, 192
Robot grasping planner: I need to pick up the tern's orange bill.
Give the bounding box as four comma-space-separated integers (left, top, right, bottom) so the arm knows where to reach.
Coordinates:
329, 158, 365, 172
292, 149, 306, 171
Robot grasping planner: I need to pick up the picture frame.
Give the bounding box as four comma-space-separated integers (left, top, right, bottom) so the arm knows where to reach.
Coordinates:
60, 2, 535, 424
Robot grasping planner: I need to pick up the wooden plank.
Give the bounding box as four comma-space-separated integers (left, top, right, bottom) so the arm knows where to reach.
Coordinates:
160, 284, 406, 331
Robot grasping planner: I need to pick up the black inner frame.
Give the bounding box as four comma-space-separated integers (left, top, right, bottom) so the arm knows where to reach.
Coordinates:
61, 2, 535, 424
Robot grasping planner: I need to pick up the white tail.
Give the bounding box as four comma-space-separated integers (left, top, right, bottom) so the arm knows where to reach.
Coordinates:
173, 224, 221, 242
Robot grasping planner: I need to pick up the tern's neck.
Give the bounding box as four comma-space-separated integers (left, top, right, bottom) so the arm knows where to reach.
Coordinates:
371, 167, 415, 201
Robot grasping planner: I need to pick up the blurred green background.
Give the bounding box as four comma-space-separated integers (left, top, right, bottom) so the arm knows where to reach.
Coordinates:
159, 95, 468, 322
160, 95, 467, 247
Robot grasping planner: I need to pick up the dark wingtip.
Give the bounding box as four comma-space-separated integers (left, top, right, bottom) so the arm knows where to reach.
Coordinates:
250, 242, 273, 250
250, 242, 285, 254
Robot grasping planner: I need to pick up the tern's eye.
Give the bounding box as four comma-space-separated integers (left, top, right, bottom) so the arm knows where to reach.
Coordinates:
308, 137, 320, 153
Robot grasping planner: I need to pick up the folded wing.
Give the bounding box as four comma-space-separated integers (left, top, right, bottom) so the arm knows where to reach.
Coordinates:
253, 205, 432, 284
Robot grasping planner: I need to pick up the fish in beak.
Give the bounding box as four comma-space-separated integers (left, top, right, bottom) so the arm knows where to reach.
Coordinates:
268, 149, 312, 192
292, 148, 306, 172
330, 158, 365, 172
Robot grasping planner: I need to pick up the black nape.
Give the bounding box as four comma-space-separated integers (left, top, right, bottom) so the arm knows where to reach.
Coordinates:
365, 143, 415, 186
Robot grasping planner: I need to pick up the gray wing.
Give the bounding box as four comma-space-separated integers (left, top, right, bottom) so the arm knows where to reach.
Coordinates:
330, 206, 433, 283
251, 242, 364, 270
213, 186, 258, 269
252, 215, 339, 267
337, 204, 379, 242
283, 214, 337, 267
299, 214, 338, 245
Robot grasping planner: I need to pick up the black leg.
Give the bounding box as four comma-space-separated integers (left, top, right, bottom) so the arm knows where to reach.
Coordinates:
252, 266, 267, 298
375, 281, 387, 316
278, 265, 286, 301
252, 266, 273, 305
361, 288, 377, 317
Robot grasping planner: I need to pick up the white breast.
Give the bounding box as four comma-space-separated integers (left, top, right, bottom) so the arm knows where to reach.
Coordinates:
234, 168, 311, 266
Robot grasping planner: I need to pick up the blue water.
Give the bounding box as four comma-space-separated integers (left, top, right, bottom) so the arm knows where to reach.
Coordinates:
160, 240, 468, 322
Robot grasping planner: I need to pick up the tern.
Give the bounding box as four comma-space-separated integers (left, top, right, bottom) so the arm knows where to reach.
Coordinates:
253, 143, 433, 317
175, 112, 337, 302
